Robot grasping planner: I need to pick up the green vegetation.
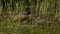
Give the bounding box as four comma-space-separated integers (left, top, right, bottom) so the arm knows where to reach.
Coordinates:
0, 0, 60, 34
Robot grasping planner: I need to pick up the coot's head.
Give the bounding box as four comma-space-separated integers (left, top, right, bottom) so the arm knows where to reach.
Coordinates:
26, 11, 31, 15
